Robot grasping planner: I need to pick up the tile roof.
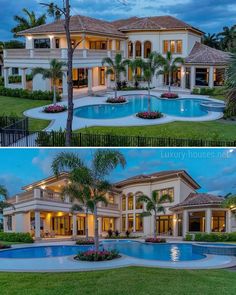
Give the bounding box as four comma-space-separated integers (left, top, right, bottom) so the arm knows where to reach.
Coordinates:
17, 15, 126, 38
171, 193, 224, 210
185, 42, 231, 65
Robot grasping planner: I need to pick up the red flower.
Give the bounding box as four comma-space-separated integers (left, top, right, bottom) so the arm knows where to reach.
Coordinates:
44, 104, 67, 113
161, 92, 179, 99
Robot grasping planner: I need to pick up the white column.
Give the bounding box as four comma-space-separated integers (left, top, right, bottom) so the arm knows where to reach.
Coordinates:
50, 37, 55, 49
35, 211, 41, 240
21, 68, 27, 89
112, 40, 116, 51
227, 210, 232, 233
173, 214, 178, 237
132, 42, 135, 59
141, 42, 144, 58
181, 66, 186, 89
205, 208, 211, 233
88, 68, 93, 95
98, 217, 102, 237
209, 66, 214, 88
182, 210, 189, 237
133, 213, 136, 233
190, 66, 196, 90
62, 70, 68, 97
72, 214, 77, 237
4, 67, 9, 88
123, 40, 128, 58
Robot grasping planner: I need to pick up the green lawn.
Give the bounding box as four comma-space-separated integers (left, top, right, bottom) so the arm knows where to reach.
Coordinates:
0, 267, 235, 295
0, 96, 50, 131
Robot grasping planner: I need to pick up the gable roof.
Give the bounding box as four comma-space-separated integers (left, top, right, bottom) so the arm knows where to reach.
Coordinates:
17, 15, 126, 38
185, 42, 231, 65
171, 193, 224, 210
115, 170, 200, 189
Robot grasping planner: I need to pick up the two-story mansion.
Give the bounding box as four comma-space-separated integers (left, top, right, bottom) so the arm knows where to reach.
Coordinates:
3, 15, 230, 96
3, 170, 236, 240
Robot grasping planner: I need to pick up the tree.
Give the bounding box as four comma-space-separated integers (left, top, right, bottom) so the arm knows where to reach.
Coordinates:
203, 33, 219, 49
136, 52, 163, 112
0, 185, 11, 214
138, 191, 172, 237
51, 150, 126, 251
222, 195, 236, 211
11, 8, 46, 37
32, 59, 67, 105
218, 26, 236, 52
102, 53, 128, 99
125, 58, 142, 89
225, 53, 236, 116
158, 51, 184, 93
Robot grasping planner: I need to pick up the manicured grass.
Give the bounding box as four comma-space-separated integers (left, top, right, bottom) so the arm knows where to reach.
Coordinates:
0, 96, 50, 131
0, 267, 235, 295
81, 120, 236, 141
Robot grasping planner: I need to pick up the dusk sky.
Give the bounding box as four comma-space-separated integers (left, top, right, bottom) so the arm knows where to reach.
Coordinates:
0, 148, 236, 197
1, 0, 236, 40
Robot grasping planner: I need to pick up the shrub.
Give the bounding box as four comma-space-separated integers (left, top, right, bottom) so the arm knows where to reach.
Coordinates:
115, 230, 120, 237
126, 230, 130, 238
43, 105, 67, 113
136, 111, 163, 119
107, 229, 113, 238
75, 249, 120, 261
185, 233, 193, 241
192, 87, 226, 96
161, 92, 179, 99
145, 237, 166, 243
75, 238, 94, 245
0, 87, 61, 101
0, 232, 34, 243
106, 96, 127, 103
193, 232, 236, 242
0, 244, 11, 249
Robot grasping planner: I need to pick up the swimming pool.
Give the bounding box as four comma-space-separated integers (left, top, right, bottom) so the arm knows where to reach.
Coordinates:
73, 95, 216, 119
0, 242, 205, 262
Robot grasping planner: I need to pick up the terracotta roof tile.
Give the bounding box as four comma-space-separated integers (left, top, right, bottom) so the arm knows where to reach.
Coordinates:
185, 42, 231, 65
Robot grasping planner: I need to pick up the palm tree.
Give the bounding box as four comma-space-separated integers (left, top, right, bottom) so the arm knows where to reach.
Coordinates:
51, 150, 126, 251
11, 8, 46, 37
222, 195, 236, 211
137, 52, 163, 112
218, 26, 236, 52
102, 53, 128, 99
138, 191, 172, 237
225, 53, 236, 116
0, 185, 11, 214
32, 59, 67, 105
125, 59, 142, 89
46, 2, 62, 20
158, 51, 184, 93
203, 33, 219, 49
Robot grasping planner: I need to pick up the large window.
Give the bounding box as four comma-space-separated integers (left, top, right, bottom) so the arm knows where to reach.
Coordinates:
135, 194, 143, 209
144, 41, 151, 58
122, 215, 126, 231
102, 218, 114, 231
122, 196, 126, 211
135, 41, 141, 57
163, 40, 182, 54
212, 211, 226, 232
116, 40, 121, 51
189, 211, 205, 232
156, 215, 173, 235
89, 41, 107, 50
155, 188, 174, 202
7, 215, 12, 231
34, 38, 50, 49
128, 41, 133, 58
214, 68, 225, 86
128, 194, 134, 210
135, 214, 143, 232
128, 214, 134, 231
195, 68, 209, 86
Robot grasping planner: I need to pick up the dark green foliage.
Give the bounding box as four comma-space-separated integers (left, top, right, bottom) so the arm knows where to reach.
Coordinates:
0, 232, 34, 243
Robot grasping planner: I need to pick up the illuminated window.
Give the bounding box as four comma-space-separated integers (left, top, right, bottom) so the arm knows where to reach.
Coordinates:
170, 41, 176, 53
128, 67, 133, 81
155, 188, 174, 202
163, 40, 169, 54
163, 40, 182, 54
122, 196, 126, 211
135, 194, 143, 209
144, 41, 152, 58
128, 41, 133, 58
122, 215, 126, 231
176, 40, 182, 54
128, 214, 134, 231
89, 41, 107, 50
128, 194, 134, 210
116, 40, 121, 51
135, 41, 142, 57
102, 218, 114, 231
135, 214, 143, 232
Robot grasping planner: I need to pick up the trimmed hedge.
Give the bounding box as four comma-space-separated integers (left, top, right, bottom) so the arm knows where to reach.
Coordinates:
185, 232, 236, 242
0, 87, 61, 101
192, 87, 226, 96
0, 232, 34, 243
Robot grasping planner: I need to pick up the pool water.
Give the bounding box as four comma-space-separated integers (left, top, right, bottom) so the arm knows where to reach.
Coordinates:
0, 242, 205, 261
74, 95, 210, 119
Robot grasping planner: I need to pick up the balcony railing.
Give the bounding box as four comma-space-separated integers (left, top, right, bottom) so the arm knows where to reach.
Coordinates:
4, 49, 124, 60
100, 203, 119, 210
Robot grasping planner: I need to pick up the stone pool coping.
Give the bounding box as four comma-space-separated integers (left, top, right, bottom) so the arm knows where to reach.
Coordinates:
24, 90, 224, 131
0, 241, 236, 272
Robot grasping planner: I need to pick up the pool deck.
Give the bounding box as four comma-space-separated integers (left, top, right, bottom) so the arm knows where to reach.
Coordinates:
0, 241, 236, 272
24, 90, 224, 131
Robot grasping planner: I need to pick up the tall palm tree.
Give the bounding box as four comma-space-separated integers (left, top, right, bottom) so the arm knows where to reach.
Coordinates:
158, 51, 184, 93
137, 52, 163, 112
225, 53, 236, 116
0, 185, 11, 214
51, 150, 126, 251
138, 191, 172, 237
11, 8, 46, 37
46, 2, 62, 20
102, 53, 128, 99
218, 26, 236, 52
203, 33, 219, 49
32, 59, 67, 105
222, 195, 236, 212
125, 59, 142, 89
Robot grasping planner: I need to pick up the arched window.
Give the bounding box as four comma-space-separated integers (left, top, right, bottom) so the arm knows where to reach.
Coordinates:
127, 193, 134, 210
122, 195, 126, 211
135, 192, 144, 209
128, 41, 133, 58
135, 41, 141, 57
144, 41, 152, 58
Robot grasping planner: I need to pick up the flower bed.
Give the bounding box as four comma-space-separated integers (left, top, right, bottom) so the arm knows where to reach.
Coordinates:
75, 249, 120, 261
161, 92, 179, 99
136, 111, 163, 119
76, 238, 95, 245
43, 105, 67, 113
145, 237, 166, 243
106, 96, 127, 103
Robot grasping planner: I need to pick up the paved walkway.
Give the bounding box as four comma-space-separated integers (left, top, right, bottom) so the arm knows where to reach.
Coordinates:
24, 90, 224, 131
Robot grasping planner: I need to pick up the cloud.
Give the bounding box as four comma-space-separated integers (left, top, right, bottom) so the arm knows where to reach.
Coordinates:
0, 173, 25, 196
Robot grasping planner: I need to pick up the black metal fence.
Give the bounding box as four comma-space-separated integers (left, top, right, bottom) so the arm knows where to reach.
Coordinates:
1, 129, 236, 147
0, 117, 29, 146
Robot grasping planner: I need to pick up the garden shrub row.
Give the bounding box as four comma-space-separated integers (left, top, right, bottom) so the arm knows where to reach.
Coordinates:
192, 87, 226, 96
0, 232, 34, 243
0, 75, 32, 86
185, 232, 236, 242
0, 87, 61, 101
